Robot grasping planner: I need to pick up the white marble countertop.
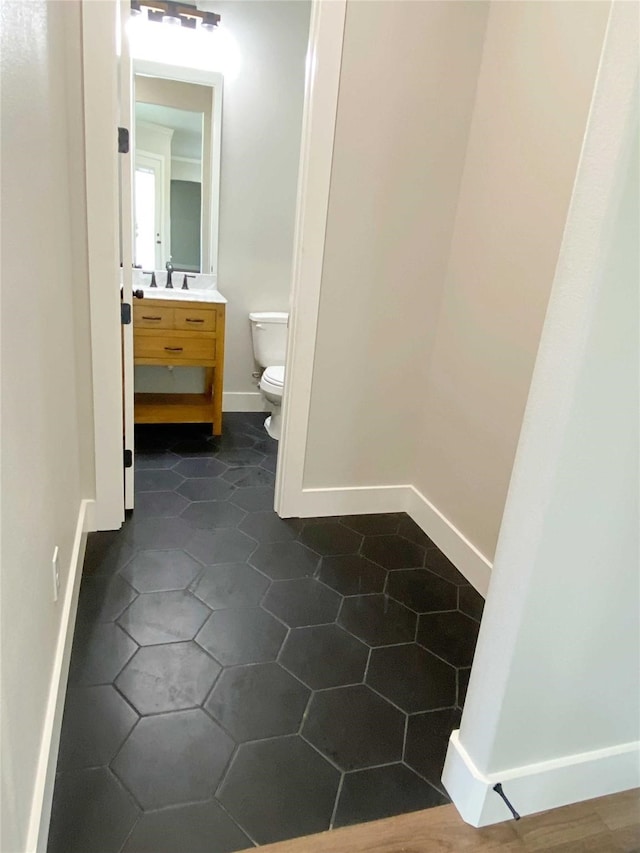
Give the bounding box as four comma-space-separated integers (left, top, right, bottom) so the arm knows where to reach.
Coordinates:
138, 287, 227, 304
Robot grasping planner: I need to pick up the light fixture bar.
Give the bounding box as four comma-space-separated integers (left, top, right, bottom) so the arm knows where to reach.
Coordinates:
132, 1, 221, 28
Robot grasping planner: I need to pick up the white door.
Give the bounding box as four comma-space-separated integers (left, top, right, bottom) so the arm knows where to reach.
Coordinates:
118, 0, 135, 509
134, 151, 165, 271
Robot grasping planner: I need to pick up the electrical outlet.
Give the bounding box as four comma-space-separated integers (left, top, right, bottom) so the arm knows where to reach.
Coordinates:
52, 546, 60, 602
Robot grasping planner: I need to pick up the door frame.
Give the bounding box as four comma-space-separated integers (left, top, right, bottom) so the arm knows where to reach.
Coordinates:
134, 147, 168, 271
274, 0, 347, 516
82, 0, 125, 530
83, 0, 345, 529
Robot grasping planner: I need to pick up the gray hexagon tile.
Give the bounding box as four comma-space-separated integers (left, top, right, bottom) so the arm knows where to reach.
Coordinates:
135, 450, 180, 470
173, 457, 228, 479
134, 490, 190, 519
75, 574, 137, 624
205, 662, 310, 742
47, 768, 139, 853
317, 554, 387, 596
196, 607, 286, 665
262, 577, 341, 627
83, 533, 135, 577
424, 548, 468, 585
57, 686, 137, 770
417, 610, 480, 667
117, 591, 210, 646
238, 510, 303, 543
216, 448, 265, 467
231, 486, 275, 512
134, 468, 184, 493
404, 707, 462, 792
68, 622, 137, 686
337, 593, 416, 647
302, 685, 405, 771
186, 528, 257, 566
333, 763, 447, 828
115, 642, 221, 714
181, 500, 246, 531
218, 736, 340, 845
279, 624, 369, 690
121, 800, 251, 853
223, 466, 275, 488
249, 541, 319, 580
120, 550, 202, 593
111, 709, 234, 809
362, 534, 426, 570
386, 568, 457, 613
366, 644, 457, 712
123, 517, 192, 550
458, 583, 485, 622
340, 513, 401, 535
177, 477, 235, 502
192, 562, 269, 610
300, 522, 362, 556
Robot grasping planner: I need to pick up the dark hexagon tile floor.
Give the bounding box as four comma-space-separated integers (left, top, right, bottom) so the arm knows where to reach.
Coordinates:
49, 415, 484, 852
205, 661, 310, 742
218, 735, 340, 845
279, 623, 368, 690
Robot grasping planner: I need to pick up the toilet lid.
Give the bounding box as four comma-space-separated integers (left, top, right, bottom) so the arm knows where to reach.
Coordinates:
263, 366, 285, 387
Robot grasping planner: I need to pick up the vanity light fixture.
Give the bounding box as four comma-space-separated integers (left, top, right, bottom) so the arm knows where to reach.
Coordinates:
200, 12, 219, 32
131, 1, 221, 30
162, 3, 182, 27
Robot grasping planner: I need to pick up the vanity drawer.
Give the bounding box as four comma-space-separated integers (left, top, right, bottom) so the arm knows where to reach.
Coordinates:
134, 304, 174, 329
174, 307, 216, 332
134, 333, 216, 365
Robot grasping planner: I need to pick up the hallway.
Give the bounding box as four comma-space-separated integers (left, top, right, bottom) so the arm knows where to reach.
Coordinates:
47, 413, 483, 852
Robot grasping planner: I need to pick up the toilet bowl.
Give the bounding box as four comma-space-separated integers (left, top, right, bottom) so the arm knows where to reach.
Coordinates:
249, 312, 288, 440
260, 365, 285, 440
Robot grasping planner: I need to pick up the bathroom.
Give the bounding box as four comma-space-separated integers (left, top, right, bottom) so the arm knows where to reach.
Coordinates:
129, 0, 306, 445
3, 1, 634, 852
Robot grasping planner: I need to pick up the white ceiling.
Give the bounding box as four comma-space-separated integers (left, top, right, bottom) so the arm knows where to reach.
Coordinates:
135, 102, 203, 160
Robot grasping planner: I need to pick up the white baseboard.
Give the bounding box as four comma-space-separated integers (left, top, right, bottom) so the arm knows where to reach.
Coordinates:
295, 484, 410, 517
405, 486, 492, 596
443, 730, 640, 826
26, 499, 93, 853
223, 391, 268, 412
290, 484, 492, 594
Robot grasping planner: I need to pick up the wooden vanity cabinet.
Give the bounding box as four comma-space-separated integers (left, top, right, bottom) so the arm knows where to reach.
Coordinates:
133, 298, 225, 435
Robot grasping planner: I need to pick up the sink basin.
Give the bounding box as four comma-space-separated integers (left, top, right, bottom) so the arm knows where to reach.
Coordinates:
138, 286, 227, 304
131, 270, 226, 303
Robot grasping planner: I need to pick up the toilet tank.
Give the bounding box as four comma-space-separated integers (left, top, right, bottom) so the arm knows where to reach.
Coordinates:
249, 312, 288, 368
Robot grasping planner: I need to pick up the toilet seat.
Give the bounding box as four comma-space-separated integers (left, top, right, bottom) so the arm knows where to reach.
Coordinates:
262, 365, 285, 389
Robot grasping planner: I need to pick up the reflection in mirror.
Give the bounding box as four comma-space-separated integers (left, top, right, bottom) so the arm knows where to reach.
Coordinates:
134, 75, 213, 272
134, 102, 203, 272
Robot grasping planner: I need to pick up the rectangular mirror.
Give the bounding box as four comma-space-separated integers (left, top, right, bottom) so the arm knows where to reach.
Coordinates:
133, 72, 218, 275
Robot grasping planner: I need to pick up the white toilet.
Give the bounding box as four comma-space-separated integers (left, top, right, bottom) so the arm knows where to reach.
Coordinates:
249, 311, 288, 440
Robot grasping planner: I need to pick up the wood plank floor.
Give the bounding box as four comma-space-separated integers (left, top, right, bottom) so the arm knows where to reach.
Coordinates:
249, 789, 640, 853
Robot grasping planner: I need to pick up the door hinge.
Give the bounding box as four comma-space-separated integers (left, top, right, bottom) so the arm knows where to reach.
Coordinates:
124, 449, 133, 469
121, 302, 132, 324
118, 126, 130, 154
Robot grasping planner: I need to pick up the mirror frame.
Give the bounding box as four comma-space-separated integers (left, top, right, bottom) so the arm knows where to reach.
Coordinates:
132, 59, 223, 279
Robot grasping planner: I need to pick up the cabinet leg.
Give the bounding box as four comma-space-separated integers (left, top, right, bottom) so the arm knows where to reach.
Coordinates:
211, 366, 223, 436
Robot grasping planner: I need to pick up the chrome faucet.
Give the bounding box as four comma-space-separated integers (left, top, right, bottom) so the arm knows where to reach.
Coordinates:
165, 261, 174, 289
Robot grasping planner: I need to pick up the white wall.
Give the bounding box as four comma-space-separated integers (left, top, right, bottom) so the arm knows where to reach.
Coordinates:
444, 4, 639, 816
415, 0, 611, 561
0, 2, 94, 851
300, 0, 609, 578
304, 0, 490, 487
213, 0, 310, 406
